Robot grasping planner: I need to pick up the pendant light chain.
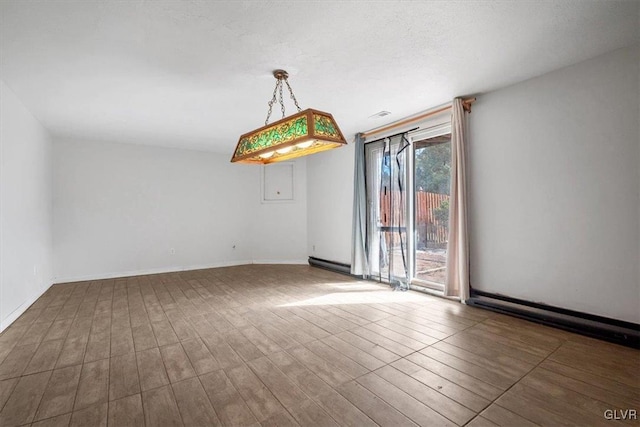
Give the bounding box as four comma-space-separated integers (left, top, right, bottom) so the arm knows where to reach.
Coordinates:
284, 78, 302, 112
264, 79, 280, 126
278, 78, 286, 119
264, 71, 303, 125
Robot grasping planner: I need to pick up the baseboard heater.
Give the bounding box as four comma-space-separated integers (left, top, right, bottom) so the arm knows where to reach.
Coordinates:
308, 257, 353, 276
467, 290, 640, 349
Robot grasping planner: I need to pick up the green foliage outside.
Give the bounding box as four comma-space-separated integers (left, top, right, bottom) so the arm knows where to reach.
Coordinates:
415, 142, 450, 194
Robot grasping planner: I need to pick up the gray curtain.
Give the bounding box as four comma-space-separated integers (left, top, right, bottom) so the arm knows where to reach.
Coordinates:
351, 133, 369, 277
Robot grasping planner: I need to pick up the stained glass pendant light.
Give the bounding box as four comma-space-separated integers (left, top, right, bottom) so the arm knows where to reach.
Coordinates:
230, 70, 347, 164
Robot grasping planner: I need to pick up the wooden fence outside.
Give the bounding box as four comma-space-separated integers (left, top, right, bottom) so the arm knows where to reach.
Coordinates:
380, 191, 449, 245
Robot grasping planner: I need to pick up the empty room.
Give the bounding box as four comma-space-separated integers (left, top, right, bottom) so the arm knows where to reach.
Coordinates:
0, 1, 638, 426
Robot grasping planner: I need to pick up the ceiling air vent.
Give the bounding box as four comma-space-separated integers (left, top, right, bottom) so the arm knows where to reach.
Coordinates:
368, 111, 391, 119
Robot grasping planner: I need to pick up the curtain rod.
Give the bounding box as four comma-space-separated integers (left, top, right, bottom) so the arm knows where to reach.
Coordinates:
363, 127, 419, 145
362, 97, 476, 138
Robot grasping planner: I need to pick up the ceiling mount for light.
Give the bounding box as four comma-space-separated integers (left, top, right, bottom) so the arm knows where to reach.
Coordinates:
230, 69, 347, 164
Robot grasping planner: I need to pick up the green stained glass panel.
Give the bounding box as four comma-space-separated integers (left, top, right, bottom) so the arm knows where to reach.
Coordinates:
313, 114, 340, 138
235, 115, 308, 157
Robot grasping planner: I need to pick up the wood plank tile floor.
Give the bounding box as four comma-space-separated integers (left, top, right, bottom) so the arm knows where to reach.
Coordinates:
0, 265, 638, 426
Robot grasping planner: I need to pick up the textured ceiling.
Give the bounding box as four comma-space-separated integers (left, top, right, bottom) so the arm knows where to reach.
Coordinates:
1, 1, 638, 152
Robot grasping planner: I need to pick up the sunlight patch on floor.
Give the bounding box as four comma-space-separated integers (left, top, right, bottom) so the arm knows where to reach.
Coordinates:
279, 290, 425, 307
323, 282, 389, 291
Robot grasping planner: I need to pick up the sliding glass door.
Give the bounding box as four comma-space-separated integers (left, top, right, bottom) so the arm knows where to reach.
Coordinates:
365, 136, 409, 287
411, 127, 451, 290
363, 124, 451, 292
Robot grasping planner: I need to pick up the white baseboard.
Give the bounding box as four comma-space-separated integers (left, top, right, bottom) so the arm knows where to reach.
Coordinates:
0, 283, 52, 333
252, 259, 308, 265
53, 260, 254, 284
52, 259, 308, 284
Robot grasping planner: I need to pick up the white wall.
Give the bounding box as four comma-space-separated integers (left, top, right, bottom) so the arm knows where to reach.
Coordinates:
0, 80, 53, 331
253, 159, 308, 264
306, 142, 354, 264
53, 139, 307, 282
469, 45, 640, 323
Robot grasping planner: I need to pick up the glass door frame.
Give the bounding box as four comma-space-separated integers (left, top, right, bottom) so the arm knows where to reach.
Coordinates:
364, 136, 408, 285
363, 122, 451, 293
407, 123, 452, 292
